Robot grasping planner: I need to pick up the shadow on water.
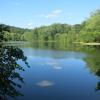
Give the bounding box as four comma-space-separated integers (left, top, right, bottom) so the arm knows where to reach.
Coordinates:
0, 44, 30, 100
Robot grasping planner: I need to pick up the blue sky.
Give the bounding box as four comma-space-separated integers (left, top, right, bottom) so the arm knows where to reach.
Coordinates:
0, 0, 100, 28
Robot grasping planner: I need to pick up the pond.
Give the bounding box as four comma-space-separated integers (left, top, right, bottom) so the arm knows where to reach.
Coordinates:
1, 42, 100, 100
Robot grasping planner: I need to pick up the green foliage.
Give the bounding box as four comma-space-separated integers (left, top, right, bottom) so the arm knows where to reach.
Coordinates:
0, 9, 100, 43
0, 24, 30, 42
79, 9, 100, 42
0, 45, 29, 99
21, 31, 34, 41
0, 24, 10, 41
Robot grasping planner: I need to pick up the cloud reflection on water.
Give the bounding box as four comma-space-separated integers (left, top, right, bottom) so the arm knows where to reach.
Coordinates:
36, 80, 54, 87
40, 61, 63, 70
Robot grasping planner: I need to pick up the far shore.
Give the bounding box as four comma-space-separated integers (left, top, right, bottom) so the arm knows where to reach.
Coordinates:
1, 41, 100, 46
75, 42, 100, 46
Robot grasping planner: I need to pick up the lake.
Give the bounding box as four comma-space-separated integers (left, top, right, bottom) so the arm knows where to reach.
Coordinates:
1, 42, 100, 100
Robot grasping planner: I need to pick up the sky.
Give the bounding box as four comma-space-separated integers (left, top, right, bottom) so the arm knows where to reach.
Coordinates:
0, 0, 100, 28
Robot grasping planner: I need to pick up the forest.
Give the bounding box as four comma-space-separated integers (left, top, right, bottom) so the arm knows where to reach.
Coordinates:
0, 9, 100, 43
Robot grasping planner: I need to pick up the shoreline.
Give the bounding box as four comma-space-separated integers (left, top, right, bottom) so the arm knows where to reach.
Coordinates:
74, 42, 100, 46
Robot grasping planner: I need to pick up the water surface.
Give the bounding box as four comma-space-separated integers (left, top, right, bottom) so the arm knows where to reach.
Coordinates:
1, 42, 100, 100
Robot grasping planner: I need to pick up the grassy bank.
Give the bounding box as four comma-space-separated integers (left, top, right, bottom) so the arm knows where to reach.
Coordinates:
75, 42, 100, 46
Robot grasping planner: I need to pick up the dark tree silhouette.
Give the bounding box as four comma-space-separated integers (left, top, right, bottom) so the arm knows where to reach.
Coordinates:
0, 24, 10, 41
0, 45, 29, 100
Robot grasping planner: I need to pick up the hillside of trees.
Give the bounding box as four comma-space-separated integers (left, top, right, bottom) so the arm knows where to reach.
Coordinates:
0, 24, 30, 41
0, 9, 100, 43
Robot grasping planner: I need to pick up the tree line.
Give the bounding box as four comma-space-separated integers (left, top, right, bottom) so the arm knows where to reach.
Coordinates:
0, 9, 100, 43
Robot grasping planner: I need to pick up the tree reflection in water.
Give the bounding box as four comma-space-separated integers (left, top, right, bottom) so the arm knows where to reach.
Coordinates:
87, 58, 100, 91
95, 69, 100, 91
0, 45, 29, 100
83, 46, 100, 91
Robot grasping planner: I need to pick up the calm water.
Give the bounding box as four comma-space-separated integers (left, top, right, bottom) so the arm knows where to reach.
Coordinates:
1, 42, 100, 100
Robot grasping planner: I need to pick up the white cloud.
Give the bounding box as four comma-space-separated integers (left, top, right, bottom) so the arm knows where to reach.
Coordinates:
40, 10, 63, 19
